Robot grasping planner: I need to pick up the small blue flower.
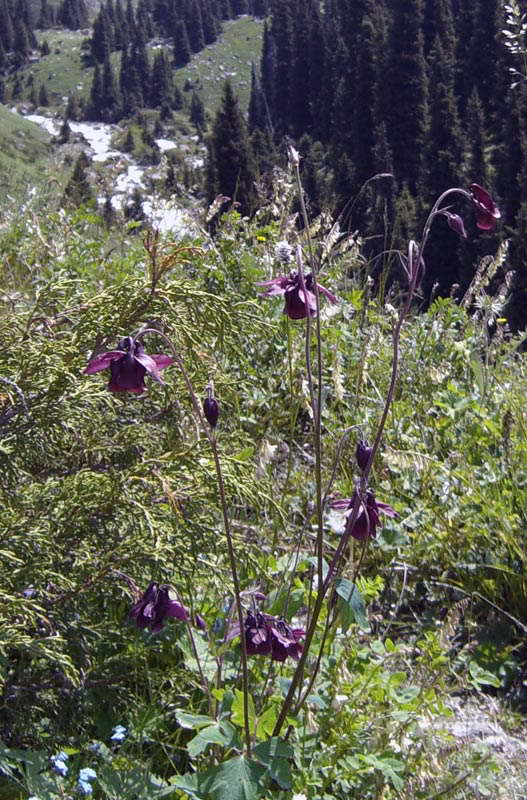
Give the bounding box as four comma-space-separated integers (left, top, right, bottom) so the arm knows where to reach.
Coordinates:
88, 741, 103, 754
110, 724, 127, 742
77, 767, 97, 794
79, 768, 97, 782
50, 752, 69, 777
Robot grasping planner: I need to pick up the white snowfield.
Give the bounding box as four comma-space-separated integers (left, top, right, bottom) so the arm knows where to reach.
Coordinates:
10, 109, 199, 237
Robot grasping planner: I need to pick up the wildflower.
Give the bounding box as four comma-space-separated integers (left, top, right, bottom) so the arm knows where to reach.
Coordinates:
257, 272, 337, 319
442, 210, 467, 238
128, 582, 189, 632
275, 240, 294, 265
195, 613, 207, 631
84, 336, 174, 394
355, 439, 373, 472
233, 612, 305, 662
110, 725, 127, 742
330, 489, 397, 541
77, 768, 97, 795
203, 386, 219, 428
469, 183, 501, 231
50, 752, 68, 777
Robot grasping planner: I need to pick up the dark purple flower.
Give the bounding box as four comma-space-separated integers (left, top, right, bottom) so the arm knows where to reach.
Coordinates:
203, 387, 219, 428
84, 336, 174, 394
442, 211, 467, 238
244, 612, 304, 662
355, 439, 373, 472
257, 271, 337, 320
469, 184, 501, 231
128, 582, 188, 632
331, 489, 397, 541
228, 612, 305, 661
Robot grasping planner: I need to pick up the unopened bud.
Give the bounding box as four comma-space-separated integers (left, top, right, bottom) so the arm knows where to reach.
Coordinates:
203, 393, 219, 428
443, 211, 467, 238
356, 439, 373, 472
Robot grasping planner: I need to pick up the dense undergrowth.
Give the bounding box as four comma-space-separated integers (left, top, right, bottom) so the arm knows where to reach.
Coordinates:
0, 174, 526, 799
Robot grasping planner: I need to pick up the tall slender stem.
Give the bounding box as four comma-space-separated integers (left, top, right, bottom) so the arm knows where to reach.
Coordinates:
134, 328, 252, 756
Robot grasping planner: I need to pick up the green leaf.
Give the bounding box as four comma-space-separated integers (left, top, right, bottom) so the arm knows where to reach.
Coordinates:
255, 705, 278, 740
187, 721, 238, 758
231, 689, 256, 733
198, 755, 265, 800
468, 661, 501, 688
253, 737, 294, 789
336, 579, 369, 631
175, 711, 215, 730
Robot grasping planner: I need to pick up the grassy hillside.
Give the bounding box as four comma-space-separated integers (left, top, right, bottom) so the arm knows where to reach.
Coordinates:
175, 16, 265, 113
9, 17, 263, 117
0, 105, 52, 196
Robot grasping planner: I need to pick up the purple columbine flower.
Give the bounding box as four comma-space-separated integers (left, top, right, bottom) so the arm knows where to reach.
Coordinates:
257, 271, 337, 320
231, 612, 305, 662
469, 184, 501, 231
355, 439, 373, 472
84, 336, 174, 394
128, 582, 189, 632
331, 489, 397, 541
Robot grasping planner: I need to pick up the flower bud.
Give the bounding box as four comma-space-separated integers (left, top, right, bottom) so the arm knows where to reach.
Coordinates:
443, 211, 467, 238
203, 389, 219, 428
356, 439, 373, 472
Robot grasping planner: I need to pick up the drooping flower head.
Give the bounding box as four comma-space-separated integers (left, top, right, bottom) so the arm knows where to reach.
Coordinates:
257, 271, 337, 320
227, 611, 305, 661
128, 582, 188, 632
84, 335, 174, 394
331, 489, 397, 541
469, 184, 501, 231
244, 611, 305, 661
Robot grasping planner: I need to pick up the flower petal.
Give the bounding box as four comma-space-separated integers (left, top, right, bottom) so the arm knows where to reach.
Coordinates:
317, 282, 338, 304
84, 351, 125, 374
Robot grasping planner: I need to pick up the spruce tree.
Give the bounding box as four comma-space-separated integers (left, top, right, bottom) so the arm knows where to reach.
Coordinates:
0, 1, 14, 52
207, 80, 256, 215
173, 20, 191, 66
382, 0, 429, 192
190, 90, 207, 130
63, 152, 93, 206
150, 49, 172, 107
465, 88, 489, 187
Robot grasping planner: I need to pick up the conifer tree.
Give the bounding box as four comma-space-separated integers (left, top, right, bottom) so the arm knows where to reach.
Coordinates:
101, 56, 120, 120
150, 49, 172, 107
173, 20, 191, 66
63, 151, 93, 206
0, 1, 14, 52
465, 88, 488, 187
38, 82, 49, 106
382, 0, 429, 192
190, 90, 207, 131
425, 36, 464, 198
259, 23, 276, 127
247, 62, 268, 132
207, 80, 256, 215
269, 0, 294, 133
185, 0, 205, 53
